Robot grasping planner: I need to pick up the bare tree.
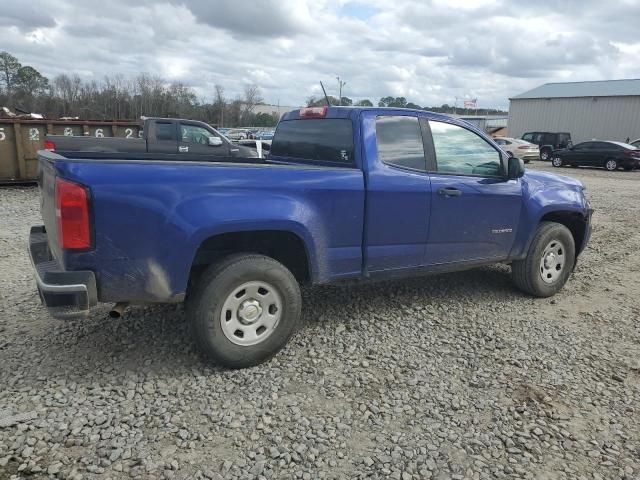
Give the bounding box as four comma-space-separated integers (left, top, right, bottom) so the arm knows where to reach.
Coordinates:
241, 84, 263, 124
214, 84, 225, 126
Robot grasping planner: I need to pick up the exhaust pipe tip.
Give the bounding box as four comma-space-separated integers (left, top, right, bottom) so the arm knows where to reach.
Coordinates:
109, 302, 129, 319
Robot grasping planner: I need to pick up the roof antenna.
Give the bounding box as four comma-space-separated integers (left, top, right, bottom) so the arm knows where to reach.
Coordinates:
319, 81, 331, 106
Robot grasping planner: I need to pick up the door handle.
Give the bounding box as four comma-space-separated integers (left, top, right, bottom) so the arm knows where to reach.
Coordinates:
437, 187, 462, 197
179, 146, 189, 153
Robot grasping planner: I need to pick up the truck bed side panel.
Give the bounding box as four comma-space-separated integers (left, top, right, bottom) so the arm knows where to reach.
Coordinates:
48, 135, 147, 153
49, 158, 364, 303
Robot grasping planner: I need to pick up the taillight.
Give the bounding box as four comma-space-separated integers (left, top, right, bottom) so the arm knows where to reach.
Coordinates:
518, 145, 533, 149
299, 106, 328, 118
44, 140, 55, 151
55, 178, 92, 250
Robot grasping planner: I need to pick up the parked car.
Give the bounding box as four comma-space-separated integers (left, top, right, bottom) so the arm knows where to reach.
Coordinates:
255, 130, 275, 140
30, 106, 592, 368
522, 132, 572, 161
225, 129, 249, 140
493, 137, 539, 163
46, 118, 258, 159
551, 140, 640, 171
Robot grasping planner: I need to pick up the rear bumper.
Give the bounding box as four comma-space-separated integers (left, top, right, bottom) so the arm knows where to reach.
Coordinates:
28, 226, 97, 319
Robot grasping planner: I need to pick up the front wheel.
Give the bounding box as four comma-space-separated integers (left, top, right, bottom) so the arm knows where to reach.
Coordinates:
551, 157, 563, 168
540, 150, 551, 161
187, 254, 302, 368
512, 222, 575, 297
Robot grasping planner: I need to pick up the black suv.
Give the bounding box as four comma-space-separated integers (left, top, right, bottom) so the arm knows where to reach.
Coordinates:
522, 132, 572, 161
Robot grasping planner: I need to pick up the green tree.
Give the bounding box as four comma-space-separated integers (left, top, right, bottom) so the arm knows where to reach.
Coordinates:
355, 99, 373, 106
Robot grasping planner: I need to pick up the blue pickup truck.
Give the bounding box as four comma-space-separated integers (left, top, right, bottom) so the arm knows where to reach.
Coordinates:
29, 106, 592, 368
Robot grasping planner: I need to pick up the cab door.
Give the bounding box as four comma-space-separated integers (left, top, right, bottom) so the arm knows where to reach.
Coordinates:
425, 120, 522, 264
361, 111, 432, 273
178, 122, 230, 160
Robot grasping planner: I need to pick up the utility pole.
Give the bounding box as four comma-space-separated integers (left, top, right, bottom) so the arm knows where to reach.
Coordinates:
336, 77, 346, 106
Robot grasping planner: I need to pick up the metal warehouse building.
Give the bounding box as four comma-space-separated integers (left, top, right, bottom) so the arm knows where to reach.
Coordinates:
508, 79, 640, 144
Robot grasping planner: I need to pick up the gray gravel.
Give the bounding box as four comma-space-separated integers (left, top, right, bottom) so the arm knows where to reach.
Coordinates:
1, 163, 639, 480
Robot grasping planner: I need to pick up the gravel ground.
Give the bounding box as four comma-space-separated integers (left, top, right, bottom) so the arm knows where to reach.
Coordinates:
1, 163, 639, 480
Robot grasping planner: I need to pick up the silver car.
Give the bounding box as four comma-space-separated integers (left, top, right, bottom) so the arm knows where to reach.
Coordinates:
493, 137, 540, 163
225, 129, 249, 140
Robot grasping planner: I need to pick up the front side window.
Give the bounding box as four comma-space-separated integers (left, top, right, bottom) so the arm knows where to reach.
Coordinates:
522, 133, 533, 142
270, 119, 353, 164
181, 123, 215, 145
429, 121, 502, 176
375, 116, 426, 171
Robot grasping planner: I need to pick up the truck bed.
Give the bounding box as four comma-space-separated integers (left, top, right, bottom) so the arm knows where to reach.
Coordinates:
47, 135, 147, 153
37, 150, 365, 303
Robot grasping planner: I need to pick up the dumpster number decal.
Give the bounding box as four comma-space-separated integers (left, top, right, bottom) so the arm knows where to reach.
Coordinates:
0, 128, 4, 141
29, 128, 39, 141
64, 127, 73, 136
95, 128, 104, 138
125, 128, 133, 138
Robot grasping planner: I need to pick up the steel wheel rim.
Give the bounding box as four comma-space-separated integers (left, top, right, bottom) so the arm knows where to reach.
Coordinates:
606, 160, 616, 171
552, 157, 562, 167
220, 281, 282, 346
541, 151, 549, 160
539, 239, 566, 284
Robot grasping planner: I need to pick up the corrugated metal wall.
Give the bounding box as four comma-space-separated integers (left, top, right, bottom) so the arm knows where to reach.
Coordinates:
507, 96, 640, 144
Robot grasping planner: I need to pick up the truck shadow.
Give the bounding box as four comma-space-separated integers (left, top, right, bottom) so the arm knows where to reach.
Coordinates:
14, 264, 517, 380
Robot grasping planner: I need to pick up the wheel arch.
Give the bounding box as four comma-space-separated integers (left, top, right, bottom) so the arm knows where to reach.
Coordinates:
187, 229, 313, 288
537, 211, 589, 258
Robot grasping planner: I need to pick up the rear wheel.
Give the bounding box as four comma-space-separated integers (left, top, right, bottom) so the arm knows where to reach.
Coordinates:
187, 254, 301, 368
512, 222, 575, 297
551, 157, 563, 168
605, 158, 618, 171
540, 149, 551, 161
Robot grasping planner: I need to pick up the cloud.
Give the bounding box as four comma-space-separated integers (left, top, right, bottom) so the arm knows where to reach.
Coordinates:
0, 0, 637, 110
0, 1, 56, 30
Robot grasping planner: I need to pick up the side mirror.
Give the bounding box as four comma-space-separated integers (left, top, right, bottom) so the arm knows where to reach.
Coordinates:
209, 136, 223, 147
507, 156, 525, 179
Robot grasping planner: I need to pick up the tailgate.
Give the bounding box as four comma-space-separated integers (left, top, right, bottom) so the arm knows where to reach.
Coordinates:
38, 151, 64, 262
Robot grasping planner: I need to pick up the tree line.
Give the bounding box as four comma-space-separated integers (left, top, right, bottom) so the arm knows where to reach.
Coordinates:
0, 50, 507, 127
307, 95, 507, 116
0, 51, 278, 127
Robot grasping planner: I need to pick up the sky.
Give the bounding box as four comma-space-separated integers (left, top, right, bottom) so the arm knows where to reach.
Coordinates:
1, 0, 639, 110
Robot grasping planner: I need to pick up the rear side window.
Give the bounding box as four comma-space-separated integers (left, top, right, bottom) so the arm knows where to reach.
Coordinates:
522, 133, 533, 142
155, 122, 176, 141
375, 116, 426, 171
271, 119, 353, 164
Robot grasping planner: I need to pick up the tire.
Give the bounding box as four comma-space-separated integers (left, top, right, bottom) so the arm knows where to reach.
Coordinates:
551, 157, 563, 168
604, 158, 618, 171
512, 221, 575, 298
540, 149, 551, 161
187, 254, 302, 368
